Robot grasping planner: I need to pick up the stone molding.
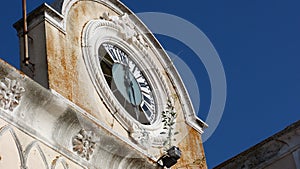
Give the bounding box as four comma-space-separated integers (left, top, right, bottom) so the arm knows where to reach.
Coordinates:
0, 60, 159, 169
293, 148, 300, 169
13, 3, 65, 35
214, 120, 300, 169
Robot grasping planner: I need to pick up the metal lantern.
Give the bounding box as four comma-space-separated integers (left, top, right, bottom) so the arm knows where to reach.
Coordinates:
157, 146, 181, 168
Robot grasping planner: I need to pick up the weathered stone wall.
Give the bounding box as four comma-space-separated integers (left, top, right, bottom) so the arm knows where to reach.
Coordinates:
175, 127, 207, 169
46, 1, 118, 131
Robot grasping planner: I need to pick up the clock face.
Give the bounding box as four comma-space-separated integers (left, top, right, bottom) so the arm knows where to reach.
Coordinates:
99, 43, 156, 125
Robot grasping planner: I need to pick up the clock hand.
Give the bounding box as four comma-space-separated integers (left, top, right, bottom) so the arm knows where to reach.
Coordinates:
124, 64, 140, 120
126, 83, 133, 106
123, 65, 133, 102
125, 64, 138, 105
129, 81, 140, 120
124, 64, 130, 85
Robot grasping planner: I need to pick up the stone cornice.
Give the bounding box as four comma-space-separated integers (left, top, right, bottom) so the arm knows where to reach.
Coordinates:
0, 59, 159, 169
214, 120, 300, 169
13, 3, 65, 35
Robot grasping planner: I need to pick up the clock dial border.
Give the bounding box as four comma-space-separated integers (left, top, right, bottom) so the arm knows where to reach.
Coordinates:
99, 43, 156, 125
81, 18, 171, 135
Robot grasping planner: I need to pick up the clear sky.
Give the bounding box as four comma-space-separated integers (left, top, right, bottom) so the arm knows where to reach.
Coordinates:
1, 0, 300, 168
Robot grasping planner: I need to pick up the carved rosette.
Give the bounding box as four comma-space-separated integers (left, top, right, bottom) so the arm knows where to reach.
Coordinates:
101, 12, 149, 56
72, 129, 96, 161
0, 77, 25, 111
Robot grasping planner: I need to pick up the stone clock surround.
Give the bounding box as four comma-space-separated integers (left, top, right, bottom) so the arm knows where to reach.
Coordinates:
52, 0, 207, 132
14, 0, 206, 134
81, 15, 169, 135
13, 0, 208, 168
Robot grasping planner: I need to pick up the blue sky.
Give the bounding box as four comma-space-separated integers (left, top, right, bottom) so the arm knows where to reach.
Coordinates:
1, 0, 300, 168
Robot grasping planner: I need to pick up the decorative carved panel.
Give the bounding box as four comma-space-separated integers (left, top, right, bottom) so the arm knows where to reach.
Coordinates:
0, 78, 25, 111
72, 129, 96, 161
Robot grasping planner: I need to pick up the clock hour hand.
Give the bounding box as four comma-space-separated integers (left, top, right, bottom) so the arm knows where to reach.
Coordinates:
124, 65, 132, 100
125, 65, 138, 104
124, 64, 131, 90
130, 81, 140, 119
123, 64, 140, 120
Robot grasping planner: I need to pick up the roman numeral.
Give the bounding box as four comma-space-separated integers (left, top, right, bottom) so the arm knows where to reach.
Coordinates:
141, 89, 154, 106
114, 47, 125, 64
139, 81, 148, 88
141, 86, 151, 94
141, 101, 154, 118
128, 61, 142, 79
112, 47, 121, 61
103, 43, 129, 65
143, 94, 154, 106
106, 48, 118, 62
119, 49, 128, 64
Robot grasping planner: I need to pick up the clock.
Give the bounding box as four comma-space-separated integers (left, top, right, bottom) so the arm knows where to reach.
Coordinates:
99, 43, 155, 125
81, 13, 170, 137
80, 9, 205, 151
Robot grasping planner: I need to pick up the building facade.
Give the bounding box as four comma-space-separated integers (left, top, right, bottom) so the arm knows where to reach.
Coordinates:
0, 0, 208, 168
214, 120, 300, 169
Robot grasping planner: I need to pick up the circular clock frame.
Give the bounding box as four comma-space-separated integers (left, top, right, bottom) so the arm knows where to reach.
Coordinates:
81, 18, 170, 134
99, 43, 156, 125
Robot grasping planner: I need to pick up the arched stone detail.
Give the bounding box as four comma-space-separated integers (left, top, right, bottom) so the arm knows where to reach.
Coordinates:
0, 125, 26, 169
24, 141, 49, 169
51, 156, 69, 169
